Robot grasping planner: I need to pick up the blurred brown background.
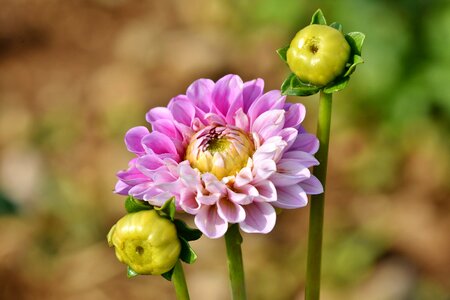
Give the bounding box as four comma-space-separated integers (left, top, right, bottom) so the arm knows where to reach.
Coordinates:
0, 0, 449, 299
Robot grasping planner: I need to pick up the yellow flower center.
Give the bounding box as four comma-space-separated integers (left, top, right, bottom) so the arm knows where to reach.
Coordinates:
186, 126, 254, 179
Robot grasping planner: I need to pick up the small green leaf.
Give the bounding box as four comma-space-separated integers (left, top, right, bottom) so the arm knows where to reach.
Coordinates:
276, 46, 289, 63
329, 22, 343, 32
323, 76, 350, 94
311, 9, 327, 25
343, 55, 364, 77
125, 196, 152, 213
179, 237, 198, 264
161, 267, 175, 281
155, 197, 176, 221
281, 73, 320, 96
345, 32, 365, 56
127, 266, 139, 278
174, 219, 202, 241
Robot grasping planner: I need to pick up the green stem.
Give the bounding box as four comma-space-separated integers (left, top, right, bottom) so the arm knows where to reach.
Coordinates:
305, 91, 333, 300
224, 224, 247, 300
172, 260, 190, 300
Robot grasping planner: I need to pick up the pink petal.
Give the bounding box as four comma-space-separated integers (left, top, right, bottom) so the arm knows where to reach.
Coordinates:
217, 198, 246, 223
114, 180, 131, 195
186, 78, 215, 112
146, 107, 173, 123
242, 78, 264, 112
284, 103, 306, 128
129, 182, 154, 199
180, 189, 201, 214
239, 202, 276, 234
197, 193, 221, 205
254, 180, 277, 202
211, 74, 243, 117
136, 155, 164, 177
227, 189, 253, 205
299, 176, 323, 195
234, 166, 253, 187
270, 159, 311, 186
273, 185, 308, 209
202, 173, 227, 194
279, 128, 298, 151
252, 136, 286, 163
151, 119, 182, 140
124, 126, 149, 154
141, 131, 179, 159
253, 159, 277, 183
247, 90, 285, 124
168, 95, 196, 126
291, 133, 320, 154
282, 151, 319, 168
234, 108, 250, 132
252, 110, 285, 141
194, 205, 228, 239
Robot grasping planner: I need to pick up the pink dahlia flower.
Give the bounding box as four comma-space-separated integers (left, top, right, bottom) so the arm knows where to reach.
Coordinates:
115, 74, 323, 238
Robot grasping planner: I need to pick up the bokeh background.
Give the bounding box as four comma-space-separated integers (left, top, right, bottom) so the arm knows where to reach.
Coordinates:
1, 0, 449, 299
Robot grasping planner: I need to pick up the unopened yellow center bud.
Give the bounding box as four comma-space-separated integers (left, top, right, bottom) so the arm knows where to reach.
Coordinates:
186, 126, 254, 179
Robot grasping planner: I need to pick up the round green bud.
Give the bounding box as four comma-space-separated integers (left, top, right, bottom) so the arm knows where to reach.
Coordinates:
287, 24, 350, 86
107, 210, 181, 275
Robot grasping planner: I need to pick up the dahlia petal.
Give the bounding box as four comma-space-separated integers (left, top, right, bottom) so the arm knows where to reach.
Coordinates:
129, 182, 154, 199
273, 185, 308, 209
239, 202, 276, 234
144, 190, 174, 206
178, 163, 201, 187
194, 205, 228, 239
204, 112, 226, 126
234, 184, 259, 199
291, 133, 320, 154
234, 108, 250, 132
136, 155, 164, 177
151, 119, 182, 140
299, 176, 323, 194
247, 90, 285, 124
284, 103, 306, 128
212, 74, 243, 117
254, 180, 277, 202
242, 78, 264, 112
279, 128, 298, 151
141, 131, 180, 159
124, 126, 149, 154
186, 78, 215, 112
270, 159, 311, 186
217, 198, 246, 223
180, 189, 201, 214
228, 189, 253, 205
252, 136, 287, 163
252, 110, 285, 141
117, 168, 148, 185
282, 151, 320, 168
235, 166, 253, 187
197, 193, 221, 205
146, 107, 173, 123
168, 95, 196, 126
253, 159, 277, 182
114, 180, 132, 195
202, 173, 227, 194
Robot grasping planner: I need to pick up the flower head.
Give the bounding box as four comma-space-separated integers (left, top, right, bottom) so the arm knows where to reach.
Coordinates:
115, 74, 323, 238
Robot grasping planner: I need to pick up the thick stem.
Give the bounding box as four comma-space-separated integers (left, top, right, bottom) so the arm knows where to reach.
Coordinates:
172, 260, 190, 300
305, 91, 333, 300
224, 224, 247, 300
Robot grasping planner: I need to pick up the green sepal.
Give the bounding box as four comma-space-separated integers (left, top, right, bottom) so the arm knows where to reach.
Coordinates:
127, 266, 139, 278
311, 9, 327, 25
276, 46, 289, 63
323, 76, 350, 94
343, 55, 364, 77
281, 73, 321, 96
174, 219, 202, 241
345, 32, 365, 56
155, 197, 176, 221
179, 237, 198, 264
329, 22, 343, 32
161, 267, 175, 281
124, 196, 153, 213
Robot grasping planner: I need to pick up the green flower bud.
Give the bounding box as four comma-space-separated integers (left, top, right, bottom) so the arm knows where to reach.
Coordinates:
107, 210, 181, 275
287, 24, 350, 86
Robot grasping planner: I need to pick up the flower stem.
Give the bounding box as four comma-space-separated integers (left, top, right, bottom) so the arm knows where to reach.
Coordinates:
305, 91, 333, 300
172, 260, 190, 300
224, 224, 247, 300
